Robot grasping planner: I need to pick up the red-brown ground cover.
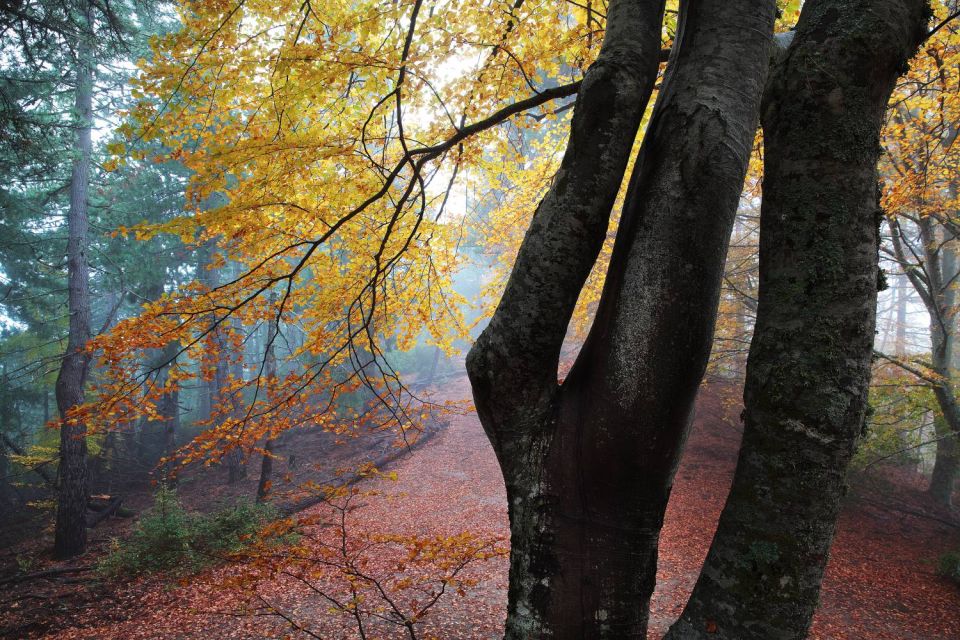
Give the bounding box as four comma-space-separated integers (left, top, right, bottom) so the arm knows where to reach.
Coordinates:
5, 374, 959, 639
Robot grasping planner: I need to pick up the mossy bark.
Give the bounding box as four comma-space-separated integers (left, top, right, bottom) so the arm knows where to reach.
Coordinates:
665, 2, 930, 638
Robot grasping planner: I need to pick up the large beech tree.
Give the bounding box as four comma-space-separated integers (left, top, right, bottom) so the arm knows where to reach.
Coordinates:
469, 0, 929, 638
668, 1, 930, 638
83, 0, 934, 636
468, 0, 777, 635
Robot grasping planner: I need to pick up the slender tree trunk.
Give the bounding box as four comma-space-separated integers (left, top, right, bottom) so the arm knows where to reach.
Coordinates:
196, 243, 244, 482
930, 414, 959, 504
138, 341, 180, 470
0, 444, 9, 507
468, 1, 776, 636
929, 239, 960, 505
892, 209, 960, 504
54, 0, 94, 559
157, 343, 181, 482
226, 316, 246, 484
0, 370, 13, 505
666, 2, 929, 638
195, 238, 218, 424
895, 273, 909, 356
425, 345, 442, 385
257, 295, 279, 502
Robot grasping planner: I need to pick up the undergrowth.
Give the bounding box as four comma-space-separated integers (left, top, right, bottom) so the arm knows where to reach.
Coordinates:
99, 486, 276, 578
937, 549, 960, 587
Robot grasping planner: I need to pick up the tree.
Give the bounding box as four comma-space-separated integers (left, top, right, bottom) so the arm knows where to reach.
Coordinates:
256, 291, 280, 502
880, 9, 960, 506
888, 214, 960, 505
53, 0, 95, 559
667, 1, 930, 637
0, 0, 191, 556
467, 0, 777, 634
84, 0, 933, 636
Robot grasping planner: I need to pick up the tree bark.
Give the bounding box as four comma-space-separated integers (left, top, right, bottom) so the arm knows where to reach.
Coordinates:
138, 342, 180, 470
0, 368, 13, 505
468, 0, 776, 636
666, 2, 930, 638
895, 272, 908, 356
257, 295, 279, 502
54, 0, 94, 559
926, 231, 960, 505
195, 238, 217, 424
226, 315, 246, 484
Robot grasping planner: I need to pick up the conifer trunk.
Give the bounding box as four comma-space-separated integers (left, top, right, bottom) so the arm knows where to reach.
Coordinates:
54, 0, 94, 559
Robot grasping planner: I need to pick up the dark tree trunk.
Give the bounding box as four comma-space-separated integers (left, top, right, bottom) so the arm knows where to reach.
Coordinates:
256, 437, 274, 501
666, 2, 930, 638
138, 342, 180, 471
257, 295, 279, 502
0, 445, 9, 507
226, 317, 246, 484
467, 0, 776, 636
157, 345, 181, 481
0, 376, 13, 505
54, 0, 94, 559
930, 415, 959, 504
196, 239, 217, 424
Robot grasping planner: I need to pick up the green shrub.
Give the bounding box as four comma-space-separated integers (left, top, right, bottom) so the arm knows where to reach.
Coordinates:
937, 550, 960, 587
190, 500, 274, 556
99, 486, 275, 578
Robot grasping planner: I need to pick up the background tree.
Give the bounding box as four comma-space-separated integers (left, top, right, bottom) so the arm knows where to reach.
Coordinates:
879, 7, 960, 506
0, 0, 190, 555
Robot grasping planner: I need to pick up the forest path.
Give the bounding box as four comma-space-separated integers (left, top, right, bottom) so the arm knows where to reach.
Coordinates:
38, 372, 960, 639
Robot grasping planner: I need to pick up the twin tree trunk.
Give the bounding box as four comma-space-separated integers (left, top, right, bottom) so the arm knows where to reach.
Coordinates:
54, 0, 94, 559
469, 0, 929, 638
468, 0, 776, 635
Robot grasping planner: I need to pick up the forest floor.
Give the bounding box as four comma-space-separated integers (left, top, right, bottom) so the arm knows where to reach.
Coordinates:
2, 372, 959, 639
